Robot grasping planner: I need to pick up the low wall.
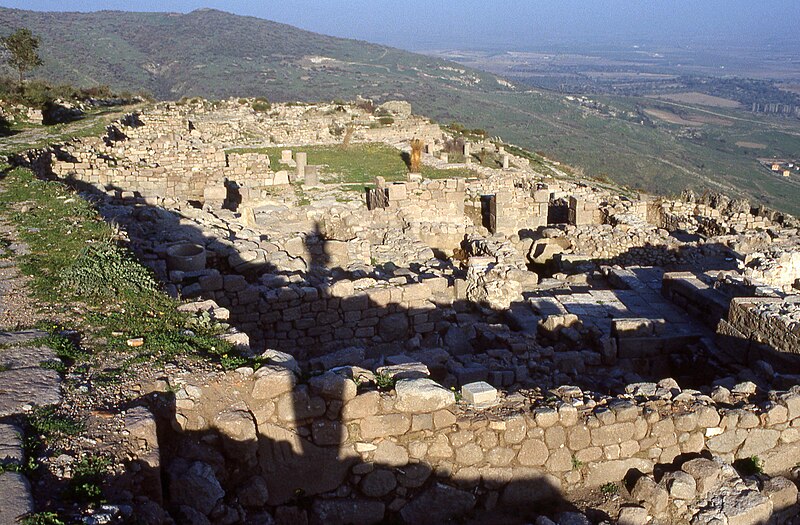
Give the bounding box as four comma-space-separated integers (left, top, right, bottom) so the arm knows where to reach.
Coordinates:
154, 366, 800, 523
718, 297, 800, 370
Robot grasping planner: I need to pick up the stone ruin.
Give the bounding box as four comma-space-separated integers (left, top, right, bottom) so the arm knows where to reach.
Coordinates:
8, 98, 800, 524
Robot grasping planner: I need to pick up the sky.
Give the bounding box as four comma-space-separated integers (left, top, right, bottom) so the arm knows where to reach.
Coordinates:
1, 1, 798, 51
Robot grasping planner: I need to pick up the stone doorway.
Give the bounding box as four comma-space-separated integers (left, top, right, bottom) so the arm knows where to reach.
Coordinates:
480, 194, 496, 234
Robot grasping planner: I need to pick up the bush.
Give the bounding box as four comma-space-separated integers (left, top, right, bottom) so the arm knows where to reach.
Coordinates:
252, 97, 271, 112
60, 241, 159, 297
377, 116, 394, 126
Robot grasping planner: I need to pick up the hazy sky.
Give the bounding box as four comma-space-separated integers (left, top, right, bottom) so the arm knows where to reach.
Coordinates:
2, 1, 797, 50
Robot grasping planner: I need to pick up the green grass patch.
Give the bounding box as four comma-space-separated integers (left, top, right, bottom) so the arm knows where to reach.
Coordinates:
227, 143, 475, 185
21, 512, 66, 525
29, 406, 85, 437
67, 456, 111, 504
0, 167, 243, 375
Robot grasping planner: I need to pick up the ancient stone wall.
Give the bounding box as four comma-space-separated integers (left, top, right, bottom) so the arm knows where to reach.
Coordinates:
378, 178, 472, 252
721, 297, 800, 362
464, 176, 549, 237
157, 366, 800, 523
247, 278, 454, 357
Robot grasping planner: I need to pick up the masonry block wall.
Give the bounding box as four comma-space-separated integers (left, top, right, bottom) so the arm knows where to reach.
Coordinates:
158, 367, 800, 523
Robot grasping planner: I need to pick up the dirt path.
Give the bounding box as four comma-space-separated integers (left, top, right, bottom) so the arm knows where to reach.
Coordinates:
0, 199, 51, 330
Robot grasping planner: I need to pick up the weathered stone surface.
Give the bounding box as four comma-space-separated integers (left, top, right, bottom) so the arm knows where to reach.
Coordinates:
238, 475, 269, 508
760, 441, 800, 475
664, 470, 696, 500
360, 469, 397, 497
168, 460, 225, 515
394, 379, 455, 413
213, 405, 258, 460
761, 476, 798, 512
378, 313, 409, 342
309, 371, 357, 401
0, 367, 62, 417
517, 439, 549, 466
591, 422, 635, 446
311, 498, 385, 525
0, 472, 33, 524
373, 440, 408, 467
359, 414, 411, 439
252, 365, 296, 399
455, 443, 484, 466
617, 506, 648, 525
461, 381, 497, 405
584, 458, 653, 486
259, 349, 300, 374
397, 463, 432, 488
631, 475, 668, 513
258, 422, 357, 505
276, 387, 326, 422
0, 423, 24, 466
722, 490, 773, 525
707, 429, 747, 453
342, 391, 380, 420
400, 483, 476, 525
736, 429, 780, 459
500, 468, 561, 507
681, 458, 723, 496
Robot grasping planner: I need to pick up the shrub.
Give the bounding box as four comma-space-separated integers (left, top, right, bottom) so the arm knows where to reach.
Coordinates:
60, 241, 159, 297
378, 116, 394, 126
251, 96, 271, 112
29, 406, 84, 437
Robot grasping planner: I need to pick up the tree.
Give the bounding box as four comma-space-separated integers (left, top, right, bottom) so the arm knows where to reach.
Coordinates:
1, 28, 43, 86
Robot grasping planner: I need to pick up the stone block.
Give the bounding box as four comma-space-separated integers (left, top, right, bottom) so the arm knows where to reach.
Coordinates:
394, 378, 455, 413
461, 381, 497, 406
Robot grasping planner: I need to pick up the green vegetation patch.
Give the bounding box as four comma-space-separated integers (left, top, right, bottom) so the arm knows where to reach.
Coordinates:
227, 143, 476, 185
0, 166, 243, 375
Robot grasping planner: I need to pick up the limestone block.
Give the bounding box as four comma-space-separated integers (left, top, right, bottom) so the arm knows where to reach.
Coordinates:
400, 483, 475, 524
273, 170, 290, 185
461, 381, 497, 406
311, 499, 385, 525
517, 439, 549, 466
251, 365, 296, 399
762, 476, 799, 512
373, 440, 408, 467
394, 379, 454, 413
631, 475, 668, 513
681, 458, 723, 496
359, 414, 411, 439
309, 371, 357, 402
584, 458, 653, 486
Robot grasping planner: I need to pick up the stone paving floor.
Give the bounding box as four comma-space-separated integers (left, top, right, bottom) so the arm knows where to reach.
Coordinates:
527, 266, 711, 340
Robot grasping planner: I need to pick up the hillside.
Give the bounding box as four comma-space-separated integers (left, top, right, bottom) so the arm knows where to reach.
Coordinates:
2, 7, 800, 216
0, 8, 505, 103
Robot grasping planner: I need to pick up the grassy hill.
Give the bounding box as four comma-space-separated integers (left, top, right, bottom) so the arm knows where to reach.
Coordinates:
0, 8, 504, 102
2, 7, 800, 216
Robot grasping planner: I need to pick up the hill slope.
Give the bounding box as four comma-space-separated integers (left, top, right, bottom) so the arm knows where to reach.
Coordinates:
2, 7, 800, 216
0, 8, 505, 102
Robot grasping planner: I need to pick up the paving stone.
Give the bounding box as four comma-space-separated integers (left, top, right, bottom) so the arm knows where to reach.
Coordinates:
0, 472, 33, 524
0, 423, 23, 466
0, 367, 62, 417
